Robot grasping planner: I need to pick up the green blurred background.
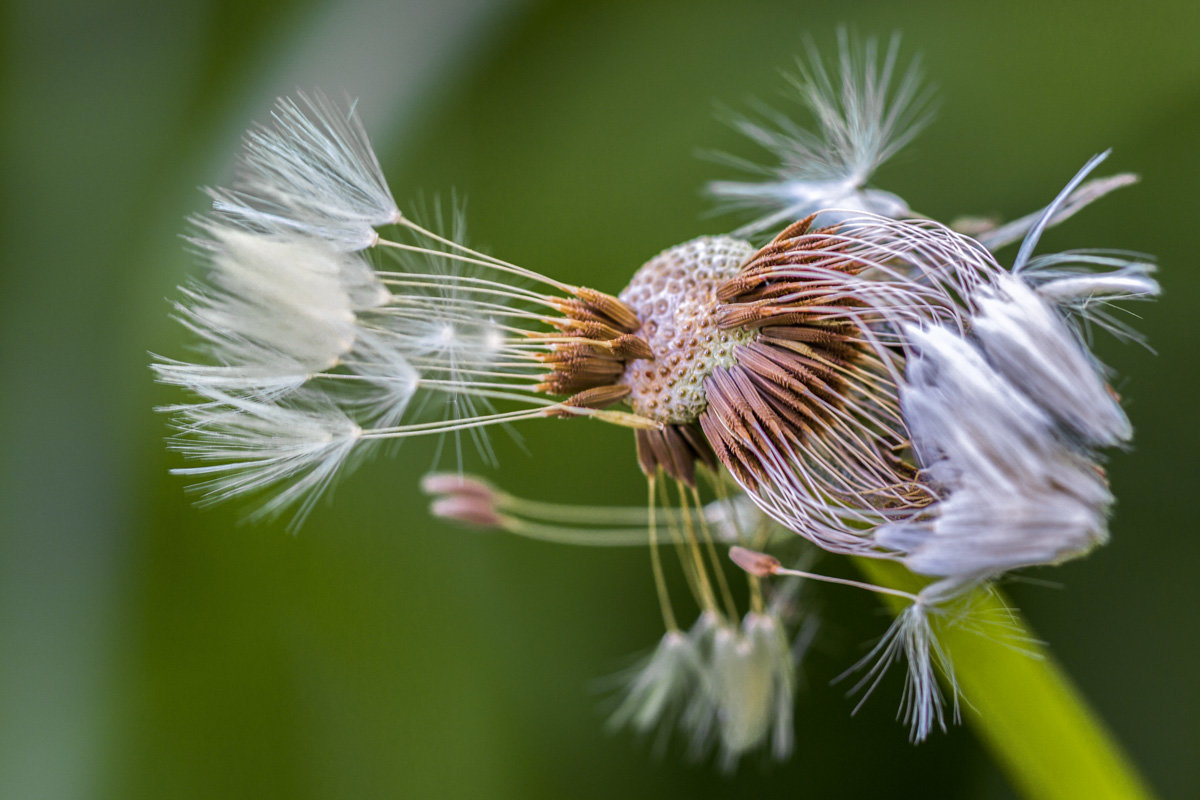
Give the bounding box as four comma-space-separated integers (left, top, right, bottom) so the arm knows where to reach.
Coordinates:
3, 0, 1198, 797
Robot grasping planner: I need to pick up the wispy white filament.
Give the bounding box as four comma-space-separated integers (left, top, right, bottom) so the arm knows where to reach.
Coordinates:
167, 389, 362, 528
709, 32, 933, 234
973, 277, 1131, 446
608, 630, 704, 744
185, 228, 383, 365
212, 92, 401, 250
974, 172, 1139, 253
848, 597, 957, 743
1020, 250, 1159, 342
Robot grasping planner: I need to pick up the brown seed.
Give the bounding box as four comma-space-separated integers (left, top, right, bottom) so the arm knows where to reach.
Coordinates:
571, 286, 642, 333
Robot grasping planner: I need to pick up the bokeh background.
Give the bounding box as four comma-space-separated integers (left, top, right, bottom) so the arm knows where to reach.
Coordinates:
3, 1, 1198, 797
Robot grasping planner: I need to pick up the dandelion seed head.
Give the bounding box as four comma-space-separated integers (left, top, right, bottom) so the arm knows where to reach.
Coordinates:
153, 34, 1159, 758
618, 236, 757, 424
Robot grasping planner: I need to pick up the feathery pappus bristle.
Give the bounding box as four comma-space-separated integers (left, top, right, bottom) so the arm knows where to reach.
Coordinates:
212, 91, 402, 250
708, 31, 934, 235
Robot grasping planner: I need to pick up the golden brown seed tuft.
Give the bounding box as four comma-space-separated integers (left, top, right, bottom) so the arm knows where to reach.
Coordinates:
537, 288, 651, 402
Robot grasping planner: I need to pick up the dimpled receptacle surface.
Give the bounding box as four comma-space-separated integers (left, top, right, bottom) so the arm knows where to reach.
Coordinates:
618, 236, 756, 424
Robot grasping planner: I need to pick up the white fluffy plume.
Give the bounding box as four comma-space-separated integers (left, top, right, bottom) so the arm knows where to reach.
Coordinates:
708, 31, 934, 234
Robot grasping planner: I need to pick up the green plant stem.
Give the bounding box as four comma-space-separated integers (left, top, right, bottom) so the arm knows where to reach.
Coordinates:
853, 558, 1155, 800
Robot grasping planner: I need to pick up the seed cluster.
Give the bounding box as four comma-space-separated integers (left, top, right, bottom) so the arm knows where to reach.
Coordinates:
535, 287, 651, 414
618, 237, 757, 425
698, 217, 926, 512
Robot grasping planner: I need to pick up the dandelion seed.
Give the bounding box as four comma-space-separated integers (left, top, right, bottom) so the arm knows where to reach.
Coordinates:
708, 31, 934, 234
711, 612, 795, 767
158, 96, 666, 519
212, 91, 402, 250
607, 630, 704, 745
157, 227, 386, 395
728, 545, 781, 577
849, 595, 957, 742
973, 172, 1141, 252
165, 389, 363, 528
